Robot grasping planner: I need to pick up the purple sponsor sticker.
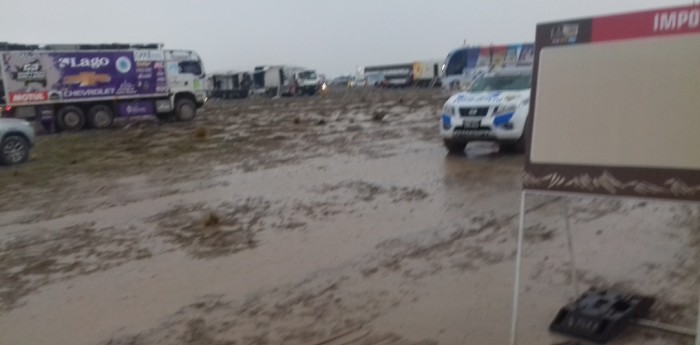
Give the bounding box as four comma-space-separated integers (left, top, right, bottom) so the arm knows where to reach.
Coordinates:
119, 101, 154, 117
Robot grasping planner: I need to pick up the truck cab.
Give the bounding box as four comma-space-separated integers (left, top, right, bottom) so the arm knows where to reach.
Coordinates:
164, 50, 207, 117
294, 70, 320, 95
440, 67, 533, 154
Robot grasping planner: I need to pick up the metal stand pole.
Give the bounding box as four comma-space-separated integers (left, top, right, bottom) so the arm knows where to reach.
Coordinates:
510, 192, 527, 345
696, 283, 700, 345
563, 200, 580, 299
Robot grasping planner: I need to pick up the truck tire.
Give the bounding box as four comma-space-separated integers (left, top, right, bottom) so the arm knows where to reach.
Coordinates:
444, 139, 467, 154
87, 104, 114, 129
174, 98, 196, 121
57, 106, 86, 132
0, 135, 30, 165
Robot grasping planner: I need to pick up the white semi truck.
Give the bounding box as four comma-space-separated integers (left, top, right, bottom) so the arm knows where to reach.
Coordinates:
253, 65, 321, 97
0, 42, 207, 131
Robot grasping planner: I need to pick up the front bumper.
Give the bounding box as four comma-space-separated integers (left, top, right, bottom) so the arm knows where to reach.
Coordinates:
440, 113, 522, 142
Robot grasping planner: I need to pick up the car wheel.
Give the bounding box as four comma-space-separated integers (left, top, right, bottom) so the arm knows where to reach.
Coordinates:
57, 105, 86, 132
1, 135, 30, 165
87, 104, 114, 129
444, 139, 467, 154
174, 98, 196, 121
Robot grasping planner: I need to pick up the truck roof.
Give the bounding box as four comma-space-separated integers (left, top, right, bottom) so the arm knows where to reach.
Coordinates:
0, 42, 163, 51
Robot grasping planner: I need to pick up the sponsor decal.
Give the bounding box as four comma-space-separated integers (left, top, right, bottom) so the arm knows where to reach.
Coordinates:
63, 72, 112, 87
134, 50, 165, 62
119, 101, 154, 116
7, 59, 48, 86
9, 91, 48, 103
551, 23, 580, 44
455, 92, 502, 103
58, 56, 110, 69
116, 56, 132, 73
63, 88, 116, 97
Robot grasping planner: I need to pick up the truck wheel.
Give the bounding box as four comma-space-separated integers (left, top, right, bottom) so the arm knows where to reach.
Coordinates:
87, 104, 114, 129
174, 98, 196, 121
1, 135, 30, 165
57, 106, 86, 132
444, 139, 467, 154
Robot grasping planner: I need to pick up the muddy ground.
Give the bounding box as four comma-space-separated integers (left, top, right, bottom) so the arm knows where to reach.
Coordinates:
0, 88, 697, 345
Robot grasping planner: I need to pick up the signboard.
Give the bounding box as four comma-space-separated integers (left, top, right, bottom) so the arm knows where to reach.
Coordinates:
2, 50, 168, 105
524, 5, 700, 202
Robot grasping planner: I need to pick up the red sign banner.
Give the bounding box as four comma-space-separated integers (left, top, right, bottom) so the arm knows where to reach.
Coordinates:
592, 5, 700, 42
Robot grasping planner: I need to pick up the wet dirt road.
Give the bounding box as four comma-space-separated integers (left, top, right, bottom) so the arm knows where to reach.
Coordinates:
0, 89, 697, 345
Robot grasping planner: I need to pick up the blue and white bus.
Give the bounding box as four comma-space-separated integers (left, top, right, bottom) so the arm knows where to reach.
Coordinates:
442, 43, 534, 91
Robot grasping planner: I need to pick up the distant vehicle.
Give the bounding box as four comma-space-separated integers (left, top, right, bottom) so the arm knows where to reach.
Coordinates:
0, 117, 35, 165
351, 73, 386, 88
350, 77, 367, 88
330, 76, 353, 87
443, 43, 534, 91
440, 67, 533, 154
0, 42, 207, 132
365, 73, 387, 87
363, 64, 413, 88
295, 70, 321, 95
411, 60, 443, 87
210, 72, 251, 99
253, 65, 320, 97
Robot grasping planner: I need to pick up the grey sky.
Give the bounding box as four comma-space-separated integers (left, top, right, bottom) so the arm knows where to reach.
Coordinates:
0, 0, 691, 76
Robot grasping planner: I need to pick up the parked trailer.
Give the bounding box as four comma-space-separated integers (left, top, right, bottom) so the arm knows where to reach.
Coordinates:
363, 60, 444, 88
210, 72, 251, 99
411, 59, 444, 87
363, 64, 413, 88
442, 43, 534, 91
0, 42, 207, 132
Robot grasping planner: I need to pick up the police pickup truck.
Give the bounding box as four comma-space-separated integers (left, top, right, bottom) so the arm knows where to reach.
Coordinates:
440, 67, 532, 154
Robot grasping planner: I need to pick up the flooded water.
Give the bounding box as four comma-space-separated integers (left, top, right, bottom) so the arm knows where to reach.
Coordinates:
0, 90, 697, 345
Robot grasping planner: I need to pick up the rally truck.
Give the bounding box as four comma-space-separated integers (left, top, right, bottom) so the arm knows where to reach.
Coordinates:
440, 67, 532, 154
0, 42, 207, 132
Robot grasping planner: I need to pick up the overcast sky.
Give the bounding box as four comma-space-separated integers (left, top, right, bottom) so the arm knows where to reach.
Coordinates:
0, 0, 691, 76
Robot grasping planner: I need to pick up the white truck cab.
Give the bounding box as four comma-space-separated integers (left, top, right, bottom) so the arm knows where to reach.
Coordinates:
440, 67, 532, 153
295, 70, 320, 95
164, 50, 207, 119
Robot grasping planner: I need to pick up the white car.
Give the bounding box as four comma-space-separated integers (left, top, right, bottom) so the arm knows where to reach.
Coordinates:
440, 67, 532, 154
0, 117, 36, 165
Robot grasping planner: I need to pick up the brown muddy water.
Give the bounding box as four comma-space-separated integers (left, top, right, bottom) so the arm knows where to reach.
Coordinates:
0, 89, 697, 345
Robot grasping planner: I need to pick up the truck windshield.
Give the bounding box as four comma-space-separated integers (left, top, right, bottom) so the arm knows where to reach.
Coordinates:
179, 61, 203, 75
299, 71, 317, 80
469, 74, 532, 92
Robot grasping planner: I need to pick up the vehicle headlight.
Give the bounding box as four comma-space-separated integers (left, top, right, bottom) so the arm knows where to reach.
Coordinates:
494, 104, 518, 115
442, 105, 456, 116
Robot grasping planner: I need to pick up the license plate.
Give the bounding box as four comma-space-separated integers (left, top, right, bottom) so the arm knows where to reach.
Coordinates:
463, 121, 481, 128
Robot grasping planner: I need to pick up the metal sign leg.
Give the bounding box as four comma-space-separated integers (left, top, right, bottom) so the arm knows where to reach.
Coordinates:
696, 284, 700, 345
510, 192, 527, 345
563, 200, 580, 299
